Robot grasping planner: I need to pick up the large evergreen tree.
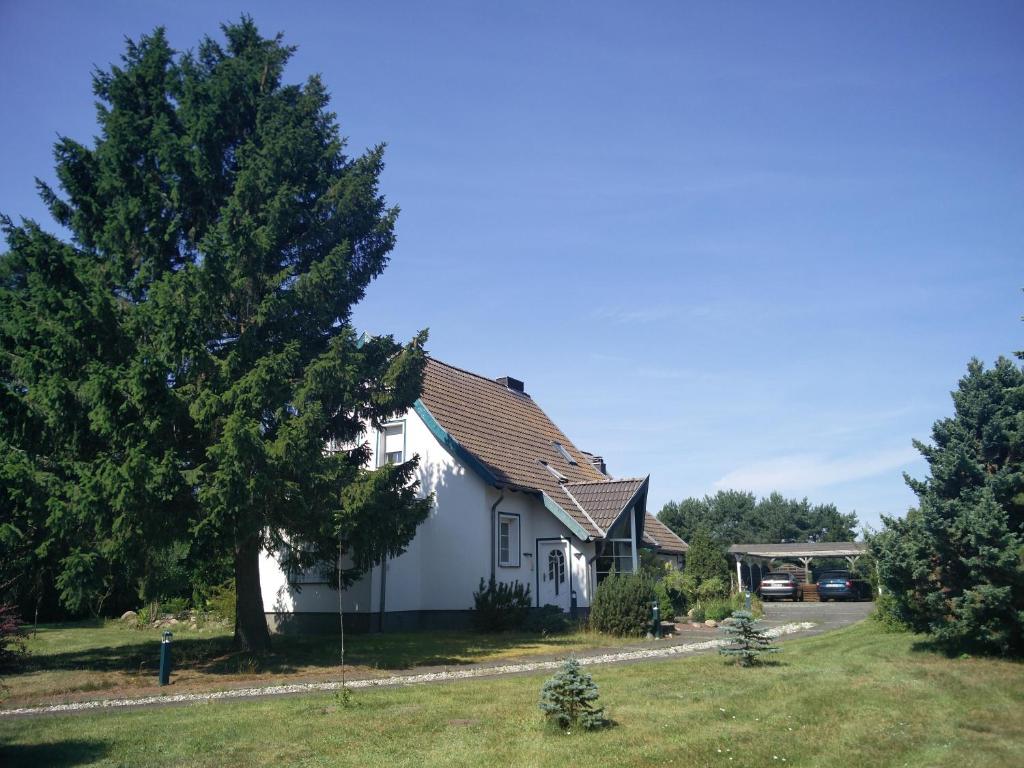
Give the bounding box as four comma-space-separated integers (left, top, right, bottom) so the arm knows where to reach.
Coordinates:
871, 357, 1024, 656
0, 19, 432, 650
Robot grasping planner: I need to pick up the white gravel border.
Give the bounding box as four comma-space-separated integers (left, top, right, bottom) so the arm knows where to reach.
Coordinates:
0, 621, 815, 718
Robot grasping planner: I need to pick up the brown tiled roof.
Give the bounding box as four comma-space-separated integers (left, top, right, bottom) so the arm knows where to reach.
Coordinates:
563, 478, 647, 531
642, 514, 689, 555
418, 358, 645, 539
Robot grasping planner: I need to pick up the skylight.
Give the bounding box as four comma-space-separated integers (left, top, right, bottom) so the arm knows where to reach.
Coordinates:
552, 442, 577, 465
539, 460, 568, 483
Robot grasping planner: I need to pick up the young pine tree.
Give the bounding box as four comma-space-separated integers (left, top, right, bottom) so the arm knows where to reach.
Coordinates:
718, 610, 779, 667
539, 658, 607, 731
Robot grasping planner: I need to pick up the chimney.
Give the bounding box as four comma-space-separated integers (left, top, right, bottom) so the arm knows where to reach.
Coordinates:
589, 455, 608, 476
496, 376, 525, 393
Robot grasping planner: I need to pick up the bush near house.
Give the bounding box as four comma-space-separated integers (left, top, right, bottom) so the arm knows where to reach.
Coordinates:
472, 577, 532, 632
589, 572, 657, 636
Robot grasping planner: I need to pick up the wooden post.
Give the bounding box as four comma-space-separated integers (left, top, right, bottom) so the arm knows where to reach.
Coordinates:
735, 556, 744, 591
799, 556, 813, 584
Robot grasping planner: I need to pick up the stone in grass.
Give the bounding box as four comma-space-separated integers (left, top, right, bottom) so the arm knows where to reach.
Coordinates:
120, 610, 138, 622
718, 610, 780, 667
539, 658, 608, 731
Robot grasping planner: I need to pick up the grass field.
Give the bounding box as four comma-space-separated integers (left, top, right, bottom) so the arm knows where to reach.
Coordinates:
0, 619, 639, 709
2, 621, 1022, 767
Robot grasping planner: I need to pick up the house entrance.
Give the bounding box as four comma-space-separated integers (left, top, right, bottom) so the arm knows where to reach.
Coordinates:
537, 539, 571, 611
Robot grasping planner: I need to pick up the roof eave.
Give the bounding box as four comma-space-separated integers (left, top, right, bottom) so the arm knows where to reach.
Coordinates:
413, 399, 501, 486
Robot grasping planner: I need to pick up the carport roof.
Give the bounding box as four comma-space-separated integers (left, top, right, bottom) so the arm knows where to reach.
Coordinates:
727, 542, 866, 558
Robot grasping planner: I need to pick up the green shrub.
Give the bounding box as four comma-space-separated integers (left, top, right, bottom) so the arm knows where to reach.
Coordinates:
696, 576, 728, 604
589, 572, 657, 637
524, 604, 571, 635
538, 658, 607, 731
472, 577, 532, 632
659, 564, 688, 617
704, 598, 734, 622
653, 580, 675, 621
870, 593, 911, 633
206, 580, 237, 625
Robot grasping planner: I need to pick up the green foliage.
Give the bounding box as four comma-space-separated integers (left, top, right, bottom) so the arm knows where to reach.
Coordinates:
472, 577, 532, 632
589, 572, 657, 637
538, 658, 607, 731
718, 610, 779, 667
524, 604, 572, 636
871, 357, 1024, 657
704, 598, 735, 622
0, 19, 433, 649
696, 576, 729, 603
870, 593, 911, 633
206, 581, 237, 625
659, 563, 688, 618
684, 529, 729, 585
660, 490, 858, 548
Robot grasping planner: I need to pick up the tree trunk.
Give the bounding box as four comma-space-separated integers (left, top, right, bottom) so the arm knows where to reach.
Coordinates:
234, 533, 272, 652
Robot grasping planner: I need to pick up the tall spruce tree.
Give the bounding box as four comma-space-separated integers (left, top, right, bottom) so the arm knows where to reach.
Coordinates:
871, 357, 1024, 656
0, 19, 432, 650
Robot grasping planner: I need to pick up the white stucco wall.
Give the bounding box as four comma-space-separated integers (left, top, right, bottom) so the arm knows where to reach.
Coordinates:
258, 404, 596, 618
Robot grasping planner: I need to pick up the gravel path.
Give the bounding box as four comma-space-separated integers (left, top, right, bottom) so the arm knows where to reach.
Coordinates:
0, 620, 816, 719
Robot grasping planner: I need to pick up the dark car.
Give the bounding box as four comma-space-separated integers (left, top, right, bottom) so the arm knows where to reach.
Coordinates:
816, 570, 871, 601
758, 572, 802, 601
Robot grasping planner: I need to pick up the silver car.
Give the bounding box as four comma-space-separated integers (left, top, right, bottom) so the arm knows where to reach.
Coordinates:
758, 572, 802, 601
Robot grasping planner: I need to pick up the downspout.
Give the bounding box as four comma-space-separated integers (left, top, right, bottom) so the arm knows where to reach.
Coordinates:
490, 490, 504, 581
378, 556, 387, 633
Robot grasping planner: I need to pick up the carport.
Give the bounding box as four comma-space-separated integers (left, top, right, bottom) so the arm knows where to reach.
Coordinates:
727, 542, 867, 591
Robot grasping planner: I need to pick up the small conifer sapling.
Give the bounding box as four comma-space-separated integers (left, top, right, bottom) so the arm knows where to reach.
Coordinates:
718, 610, 780, 667
538, 658, 607, 730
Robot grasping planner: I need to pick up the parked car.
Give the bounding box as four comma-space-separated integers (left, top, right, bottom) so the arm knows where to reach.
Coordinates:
816, 570, 871, 601
758, 572, 802, 601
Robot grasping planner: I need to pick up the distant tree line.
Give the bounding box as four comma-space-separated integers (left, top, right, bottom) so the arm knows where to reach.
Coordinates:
659, 490, 859, 549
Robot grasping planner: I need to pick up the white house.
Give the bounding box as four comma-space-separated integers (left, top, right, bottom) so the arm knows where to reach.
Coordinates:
259, 357, 687, 632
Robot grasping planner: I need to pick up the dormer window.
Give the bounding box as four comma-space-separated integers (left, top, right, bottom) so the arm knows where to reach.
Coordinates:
540, 460, 568, 483
553, 442, 577, 465
378, 422, 405, 466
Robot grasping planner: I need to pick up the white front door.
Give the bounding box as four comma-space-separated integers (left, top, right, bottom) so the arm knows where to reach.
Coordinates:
537, 540, 571, 611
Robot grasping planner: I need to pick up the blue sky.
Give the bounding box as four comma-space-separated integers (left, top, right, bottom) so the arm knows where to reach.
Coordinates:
2, 2, 1021, 532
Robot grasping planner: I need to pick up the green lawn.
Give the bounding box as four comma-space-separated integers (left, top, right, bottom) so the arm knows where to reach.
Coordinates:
0, 619, 639, 709
2, 621, 1022, 767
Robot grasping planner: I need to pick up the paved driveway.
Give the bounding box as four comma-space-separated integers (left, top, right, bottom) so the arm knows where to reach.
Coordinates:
761, 599, 874, 636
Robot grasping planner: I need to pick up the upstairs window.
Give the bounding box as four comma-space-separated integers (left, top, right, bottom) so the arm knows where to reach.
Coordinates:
378, 422, 405, 466
498, 514, 520, 567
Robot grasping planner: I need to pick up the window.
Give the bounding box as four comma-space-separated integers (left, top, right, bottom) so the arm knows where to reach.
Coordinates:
378, 422, 405, 466
594, 540, 635, 583
498, 514, 520, 567
548, 549, 566, 594
552, 442, 577, 465
284, 541, 335, 585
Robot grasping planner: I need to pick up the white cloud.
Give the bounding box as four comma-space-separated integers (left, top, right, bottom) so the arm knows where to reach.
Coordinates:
713, 447, 921, 495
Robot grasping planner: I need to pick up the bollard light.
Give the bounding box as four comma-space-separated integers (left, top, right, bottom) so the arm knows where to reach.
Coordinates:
159, 630, 173, 686
652, 600, 662, 639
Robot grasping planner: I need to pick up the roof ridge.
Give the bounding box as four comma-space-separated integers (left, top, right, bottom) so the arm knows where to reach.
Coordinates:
427, 356, 531, 393
565, 477, 646, 487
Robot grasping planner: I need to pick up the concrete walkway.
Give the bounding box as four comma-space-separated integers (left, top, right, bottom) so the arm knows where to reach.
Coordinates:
0, 600, 873, 719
